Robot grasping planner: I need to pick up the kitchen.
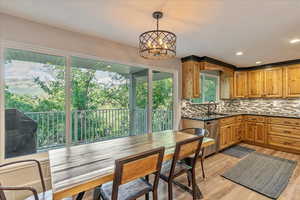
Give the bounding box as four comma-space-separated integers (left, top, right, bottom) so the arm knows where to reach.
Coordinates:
1, 1, 300, 200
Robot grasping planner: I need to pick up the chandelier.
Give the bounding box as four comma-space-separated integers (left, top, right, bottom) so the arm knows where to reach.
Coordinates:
139, 11, 176, 59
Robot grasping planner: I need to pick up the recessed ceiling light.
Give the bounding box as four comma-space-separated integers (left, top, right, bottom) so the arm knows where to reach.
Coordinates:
256, 61, 262, 64
290, 38, 300, 44
236, 51, 243, 56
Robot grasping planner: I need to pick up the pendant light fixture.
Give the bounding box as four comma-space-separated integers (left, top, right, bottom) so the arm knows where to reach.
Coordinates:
139, 11, 176, 59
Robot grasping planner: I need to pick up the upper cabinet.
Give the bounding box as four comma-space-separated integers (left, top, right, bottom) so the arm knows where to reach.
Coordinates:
234, 71, 248, 98
234, 68, 283, 99
263, 67, 283, 97
182, 55, 300, 99
247, 70, 263, 98
220, 73, 233, 99
182, 60, 202, 99
181, 56, 234, 99
283, 64, 300, 98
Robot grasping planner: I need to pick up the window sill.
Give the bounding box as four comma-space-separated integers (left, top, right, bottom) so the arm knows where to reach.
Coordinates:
0, 152, 49, 173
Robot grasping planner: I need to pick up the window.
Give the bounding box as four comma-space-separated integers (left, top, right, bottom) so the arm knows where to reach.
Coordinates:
4, 48, 66, 158
192, 72, 220, 104
0, 46, 177, 160
152, 71, 173, 132
70, 56, 149, 144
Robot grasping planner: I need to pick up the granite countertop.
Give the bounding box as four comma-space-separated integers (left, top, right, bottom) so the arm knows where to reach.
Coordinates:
182, 112, 300, 121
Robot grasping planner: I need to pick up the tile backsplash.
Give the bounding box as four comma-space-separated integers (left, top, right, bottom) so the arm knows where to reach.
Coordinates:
181, 98, 300, 117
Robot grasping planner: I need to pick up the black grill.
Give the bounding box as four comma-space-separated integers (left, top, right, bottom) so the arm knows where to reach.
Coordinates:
5, 109, 37, 158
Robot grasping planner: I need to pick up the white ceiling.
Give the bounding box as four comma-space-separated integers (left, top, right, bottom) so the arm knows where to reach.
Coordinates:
0, 0, 300, 67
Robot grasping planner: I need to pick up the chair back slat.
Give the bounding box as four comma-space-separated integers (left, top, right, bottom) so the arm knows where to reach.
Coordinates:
121, 153, 159, 184
0, 183, 6, 200
168, 136, 204, 178
111, 147, 165, 200
178, 140, 200, 160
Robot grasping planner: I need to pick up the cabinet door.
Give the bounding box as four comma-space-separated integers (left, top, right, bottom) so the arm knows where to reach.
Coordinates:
255, 123, 266, 144
234, 123, 244, 143
234, 71, 248, 98
220, 73, 234, 99
263, 67, 283, 97
219, 125, 231, 149
248, 70, 263, 98
284, 64, 300, 97
245, 122, 255, 142
182, 61, 201, 99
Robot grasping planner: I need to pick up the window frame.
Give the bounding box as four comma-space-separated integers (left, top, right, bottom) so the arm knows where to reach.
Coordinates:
0, 40, 179, 162
192, 72, 220, 104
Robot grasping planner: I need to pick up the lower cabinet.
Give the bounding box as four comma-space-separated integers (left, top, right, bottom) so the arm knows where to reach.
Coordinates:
245, 122, 256, 142
219, 125, 232, 150
254, 122, 266, 144
200, 115, 299, 153
234, 123, 244, 142
219, 118, 243, 150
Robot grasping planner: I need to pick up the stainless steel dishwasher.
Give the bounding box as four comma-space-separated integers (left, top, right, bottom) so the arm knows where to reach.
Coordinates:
203, 120, 219, 157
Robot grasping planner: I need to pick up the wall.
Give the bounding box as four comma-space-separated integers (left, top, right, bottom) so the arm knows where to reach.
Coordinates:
0, 13, 181, 71
0, 13, 181, 200
181, 98, 300, 118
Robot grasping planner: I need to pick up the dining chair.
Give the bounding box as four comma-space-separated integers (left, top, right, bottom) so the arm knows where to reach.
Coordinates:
180, 127, 210, 179
0, 159, 72, 200
98, 147, 165, 200
159, 136, 204, 200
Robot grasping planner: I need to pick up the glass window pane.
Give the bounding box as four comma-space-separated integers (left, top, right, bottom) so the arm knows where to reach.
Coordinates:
191, 73, 219, 104
71, 57, 148, 144
152, 71, 173, 132
204, 76, 218, 102
4, 48, 66, 158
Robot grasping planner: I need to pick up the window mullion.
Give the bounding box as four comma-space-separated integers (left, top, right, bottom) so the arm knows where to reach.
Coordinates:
0, 43, 5, 162
147, 69, 153, 133
65, 56, 72, 146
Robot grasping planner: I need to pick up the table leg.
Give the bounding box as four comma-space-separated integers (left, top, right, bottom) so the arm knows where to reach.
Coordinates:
76, 192, 85, 200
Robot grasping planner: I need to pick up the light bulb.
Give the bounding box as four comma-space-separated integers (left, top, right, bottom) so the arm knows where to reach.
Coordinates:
159, 38, 163, 45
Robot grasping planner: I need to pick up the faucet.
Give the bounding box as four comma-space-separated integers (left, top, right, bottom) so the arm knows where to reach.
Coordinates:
207, 101, 217, 115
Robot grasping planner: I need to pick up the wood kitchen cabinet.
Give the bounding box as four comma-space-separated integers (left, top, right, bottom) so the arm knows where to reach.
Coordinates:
248, 70, 263, 97
283, 64, 300, 97
182, 60, 202, 99
233, 123, 244, 143
234, 71, 248, 98
219, 125, 232, 150
254, 122, 266, 144
220, 72, 234, 99
245, 122, 255, 142
263, 67, 283, 97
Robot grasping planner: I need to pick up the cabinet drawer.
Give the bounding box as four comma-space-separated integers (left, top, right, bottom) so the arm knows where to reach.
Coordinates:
268, 117, 300, 126
268, 125, 300, 139
219, 117, 236, 126
268, 135, 300, 151
246, 115, 265, 123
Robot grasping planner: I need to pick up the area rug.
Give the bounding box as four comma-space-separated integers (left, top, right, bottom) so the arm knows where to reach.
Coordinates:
222, 152, 297, 199
221, 145, 255, 158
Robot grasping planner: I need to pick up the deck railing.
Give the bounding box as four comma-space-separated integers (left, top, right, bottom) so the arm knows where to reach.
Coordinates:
25, 108, 173, 150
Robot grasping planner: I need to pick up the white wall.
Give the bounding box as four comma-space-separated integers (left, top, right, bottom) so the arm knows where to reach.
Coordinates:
0, 13, 182, 200
0, 13, 181, 71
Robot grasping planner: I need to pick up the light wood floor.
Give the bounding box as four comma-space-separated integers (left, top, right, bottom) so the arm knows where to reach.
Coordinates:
82, 143, 300, 200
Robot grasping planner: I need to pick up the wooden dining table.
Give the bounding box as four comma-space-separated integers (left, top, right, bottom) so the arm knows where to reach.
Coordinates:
49, 130, 215, 200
